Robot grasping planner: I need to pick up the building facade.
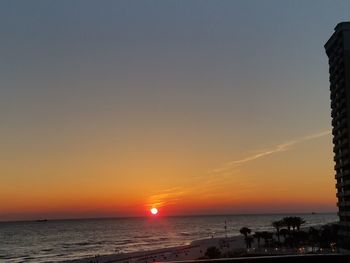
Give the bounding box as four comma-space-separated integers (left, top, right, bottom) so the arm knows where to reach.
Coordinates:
325, 22, 350, 249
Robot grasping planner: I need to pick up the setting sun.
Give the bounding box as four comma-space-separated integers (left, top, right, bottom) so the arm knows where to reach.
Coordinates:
150, 208, 158, 215
0, 0, 346, 261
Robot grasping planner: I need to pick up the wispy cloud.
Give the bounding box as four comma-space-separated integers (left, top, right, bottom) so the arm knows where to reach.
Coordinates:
209, 130, 331, 174
146, 187, 186, 208
147, 130, 331, 209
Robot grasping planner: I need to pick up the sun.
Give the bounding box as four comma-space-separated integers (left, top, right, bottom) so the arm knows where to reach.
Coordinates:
150, 208, 158, 215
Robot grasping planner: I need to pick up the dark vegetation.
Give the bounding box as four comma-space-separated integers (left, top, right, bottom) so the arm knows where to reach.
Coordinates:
238, 216, 338, 251
203, 216, 338, 259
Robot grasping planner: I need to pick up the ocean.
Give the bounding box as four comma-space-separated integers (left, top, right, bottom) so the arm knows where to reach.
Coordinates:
0, 213, 338, 263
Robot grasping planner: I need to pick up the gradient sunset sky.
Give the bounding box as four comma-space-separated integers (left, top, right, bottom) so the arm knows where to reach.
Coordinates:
1, 0, 349, 221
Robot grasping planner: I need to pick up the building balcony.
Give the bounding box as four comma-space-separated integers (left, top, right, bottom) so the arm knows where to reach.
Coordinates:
331, 94, 346, 106
333, 139, 349, 153
330, 72, 345, 84
331, 106, 346, 118
339, 211, 350, 217
335, 169, 350, 179
330, 65, 345, 77
332, 110, 347, 125
335, 160, 350, 170
333, 133, 349, 144
330, 74, 345, 84
332, 119, 347, 132
337, 191, 350, 198
334, 150, 350, 162
338, 229, 350, 237
337, 221, 350, 232
338, 201, 350, 207
330, 88, 345, 99
330, 75, 345, 87
337, 180, 350, 188
330, 81, 345, 93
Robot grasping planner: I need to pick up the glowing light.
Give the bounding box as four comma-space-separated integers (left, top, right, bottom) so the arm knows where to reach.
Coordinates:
150, 208, 158, 215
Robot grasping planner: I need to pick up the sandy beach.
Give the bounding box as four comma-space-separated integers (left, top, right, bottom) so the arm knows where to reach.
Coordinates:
62, 236, 246, 263
61, 223, 338, 263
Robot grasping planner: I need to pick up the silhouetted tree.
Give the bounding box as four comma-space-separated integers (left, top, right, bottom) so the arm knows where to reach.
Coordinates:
282, 217, 294, 232
253, 232, 263, 248
246, 236, 254, 249
282, 217, 305, 232
272, 220, 284, 243
240, 227, 252, 248
292, 217, 306, 231
240, 227, 251, 238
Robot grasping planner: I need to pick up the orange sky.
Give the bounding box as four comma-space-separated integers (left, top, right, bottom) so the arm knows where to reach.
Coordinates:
0, 1, 343, 221
0, 129, 337, 221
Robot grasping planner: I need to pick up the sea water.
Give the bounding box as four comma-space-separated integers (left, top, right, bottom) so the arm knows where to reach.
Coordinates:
0, 213, 337, 262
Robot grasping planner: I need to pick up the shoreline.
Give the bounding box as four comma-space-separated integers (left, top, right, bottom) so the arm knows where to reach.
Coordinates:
61, 222, 339, 263
61, 236, 246, 263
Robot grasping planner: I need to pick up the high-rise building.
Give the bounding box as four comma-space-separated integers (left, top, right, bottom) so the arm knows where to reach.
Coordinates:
325, 22, 350, 249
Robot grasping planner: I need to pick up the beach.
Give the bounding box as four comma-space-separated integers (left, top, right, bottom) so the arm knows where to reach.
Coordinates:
61, 229, 338, 263
62, 236, 246, 263
0, 214, 338, 262
62, 224, 339, 263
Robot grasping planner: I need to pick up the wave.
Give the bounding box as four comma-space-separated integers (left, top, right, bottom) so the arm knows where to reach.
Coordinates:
133, 235, 152, 239
1, 213, 337, 262
41, 248, 54, 252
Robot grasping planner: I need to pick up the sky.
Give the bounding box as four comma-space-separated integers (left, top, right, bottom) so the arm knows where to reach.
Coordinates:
0, 0, 348, 221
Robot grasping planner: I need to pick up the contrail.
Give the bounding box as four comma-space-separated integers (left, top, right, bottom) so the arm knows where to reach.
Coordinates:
148, 130, 331, 208
210, 130, 331, 173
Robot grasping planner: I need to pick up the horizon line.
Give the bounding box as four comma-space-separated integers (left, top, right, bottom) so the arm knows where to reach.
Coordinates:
0, 211, 337, 223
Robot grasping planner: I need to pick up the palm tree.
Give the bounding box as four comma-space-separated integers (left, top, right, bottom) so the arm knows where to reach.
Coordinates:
253, 232, 263, 248
246, 235, 254, 249
239, 227, 252, 248
240, 227, 251, 238
272, 220, 284, 243
292, 217, 306, 231
282, 217, 294, 232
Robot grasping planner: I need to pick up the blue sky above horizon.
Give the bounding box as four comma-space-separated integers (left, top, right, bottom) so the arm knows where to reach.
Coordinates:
0, 0, 349, 220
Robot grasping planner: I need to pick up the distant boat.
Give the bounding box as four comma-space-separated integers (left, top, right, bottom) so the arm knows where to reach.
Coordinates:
311, 212, 316, 215
35, 219, 48, 222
